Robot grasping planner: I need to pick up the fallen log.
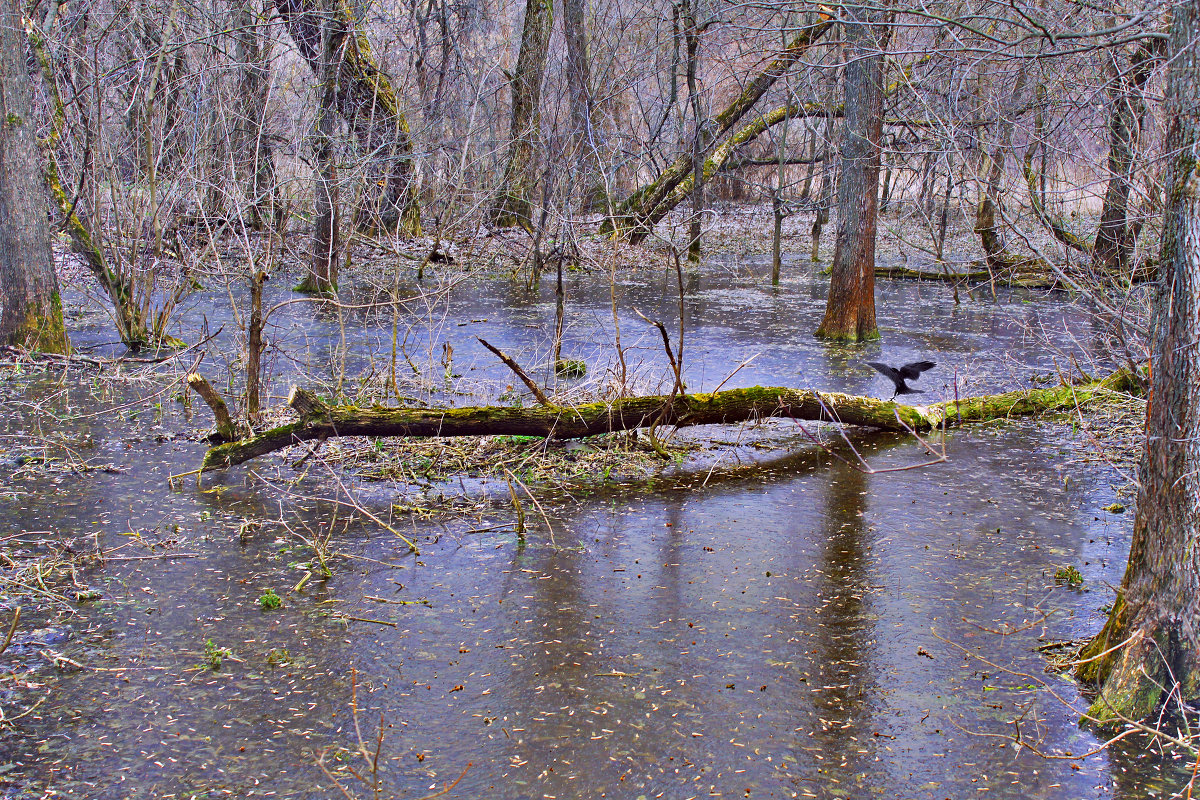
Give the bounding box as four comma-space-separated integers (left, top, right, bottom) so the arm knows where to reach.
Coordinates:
199, 370, 1138, 472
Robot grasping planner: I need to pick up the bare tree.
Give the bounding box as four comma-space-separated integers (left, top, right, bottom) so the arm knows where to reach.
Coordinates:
232, 0, 279, 231
815, 5, 890, 342
298, 0, 342, 295
488, 0, 554, 230
274, 0, 422, 236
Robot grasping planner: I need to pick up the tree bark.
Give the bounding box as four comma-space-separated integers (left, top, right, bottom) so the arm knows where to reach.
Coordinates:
0, 0, 68, 353
562, 0, 600, 208
973, 67, 1030, 271
232, 0, 278, 231
199, 370, 1138, 471
602, 15, 833, 243
299, 16, 340, 295
1092, 43, 1154, 274
488, 0, 553, 230
1075, 3, 1200, 726
815, 5, 889, 342
273, 0, 421, 236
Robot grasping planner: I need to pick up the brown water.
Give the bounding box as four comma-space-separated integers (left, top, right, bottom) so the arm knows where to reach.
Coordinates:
0, 257, 1187, 799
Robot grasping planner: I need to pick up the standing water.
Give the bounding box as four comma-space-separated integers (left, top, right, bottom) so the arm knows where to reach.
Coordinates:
0, 257, 1184, 798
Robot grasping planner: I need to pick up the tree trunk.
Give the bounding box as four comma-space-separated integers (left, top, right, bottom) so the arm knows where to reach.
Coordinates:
233, 0, 278, 231
199, 370, 1138, 472
800, 128, 818, 200
935, 153, 954, 261
602, 16, 832, 242
299, 18, 340, 295
1075, 4, 1200, 726
562, 0, 600, 208
1092, 43, 1154, 275
0, 0, 68, 353
815, 5, 889, 342
246, 270, 268, 417
273, 0, 421, 236
488, 0, 553, 230
683, 0, 703, 261
974, 67, 1028, 270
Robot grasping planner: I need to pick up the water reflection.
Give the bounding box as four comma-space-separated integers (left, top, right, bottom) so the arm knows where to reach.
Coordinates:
0, 264, 1178, 799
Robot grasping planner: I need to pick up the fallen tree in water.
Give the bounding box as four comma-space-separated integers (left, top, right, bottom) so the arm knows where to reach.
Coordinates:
198, 370, 1139, 472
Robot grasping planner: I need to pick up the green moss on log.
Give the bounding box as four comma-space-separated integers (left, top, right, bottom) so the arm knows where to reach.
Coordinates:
199, 370, 1138, 472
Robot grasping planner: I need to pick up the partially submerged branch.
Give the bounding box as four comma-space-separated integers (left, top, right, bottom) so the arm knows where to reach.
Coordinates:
199, 370, 1138, 472
188, 372, 246, 442
477, 337, 552, 407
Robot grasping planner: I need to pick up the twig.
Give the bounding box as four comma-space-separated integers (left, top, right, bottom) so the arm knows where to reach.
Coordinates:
0, 607, 20, 656
710, 353, 761, 396
101, 553, 201, 562
413, 762, 472, 800
502, 467, 557, 547
337, 615, 398, 627
477, 337, 552, 407
632, 308, 685, 395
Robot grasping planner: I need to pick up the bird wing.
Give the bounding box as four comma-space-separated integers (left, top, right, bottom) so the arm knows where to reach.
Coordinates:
865, 362, 900, 381
898, 360, 936, 381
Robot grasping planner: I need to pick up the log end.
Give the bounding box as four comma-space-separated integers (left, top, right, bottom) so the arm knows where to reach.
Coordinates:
288, 386, 328, 420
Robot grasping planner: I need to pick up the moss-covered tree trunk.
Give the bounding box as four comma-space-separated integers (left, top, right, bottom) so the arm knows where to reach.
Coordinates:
602, 16, 832, 243
488, 0, 553, 230
199, 370, 1137, 471
1075, 4, 1200, 726
0, 0, 68, 353
815, 5, 888, 342
274, 0, 421, 236
632, 103, 824, 236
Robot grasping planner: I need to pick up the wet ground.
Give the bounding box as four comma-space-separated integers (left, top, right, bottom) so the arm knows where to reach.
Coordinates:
0, 254, 1187, 799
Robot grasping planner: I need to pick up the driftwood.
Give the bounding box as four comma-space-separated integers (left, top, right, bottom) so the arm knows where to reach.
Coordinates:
199, 370, 1138, 472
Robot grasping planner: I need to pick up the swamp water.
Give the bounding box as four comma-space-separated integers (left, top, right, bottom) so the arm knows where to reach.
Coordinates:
0, 257, 1188, 799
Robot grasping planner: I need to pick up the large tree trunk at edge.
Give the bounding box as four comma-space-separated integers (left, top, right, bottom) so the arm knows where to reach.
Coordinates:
273, 0, 422, 236
488, 0, 553, 230
815, 5, 889, 342
0, 0, 68, 353
1075, 2, 1200, 726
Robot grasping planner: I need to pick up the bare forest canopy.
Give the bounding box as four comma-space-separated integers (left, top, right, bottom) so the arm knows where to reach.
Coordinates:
21, 0, 1171, 310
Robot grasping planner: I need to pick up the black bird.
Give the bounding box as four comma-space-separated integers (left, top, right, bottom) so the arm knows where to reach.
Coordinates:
866, 360, 936, 398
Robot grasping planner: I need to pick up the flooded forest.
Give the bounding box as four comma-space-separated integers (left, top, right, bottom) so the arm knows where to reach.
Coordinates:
3, 0, 1200, 797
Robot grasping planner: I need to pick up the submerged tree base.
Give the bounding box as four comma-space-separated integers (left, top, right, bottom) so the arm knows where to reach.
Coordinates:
199, 370, 1138, 472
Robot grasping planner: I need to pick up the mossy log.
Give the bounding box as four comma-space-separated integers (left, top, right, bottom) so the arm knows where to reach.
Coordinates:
200, 370, 1137, 472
